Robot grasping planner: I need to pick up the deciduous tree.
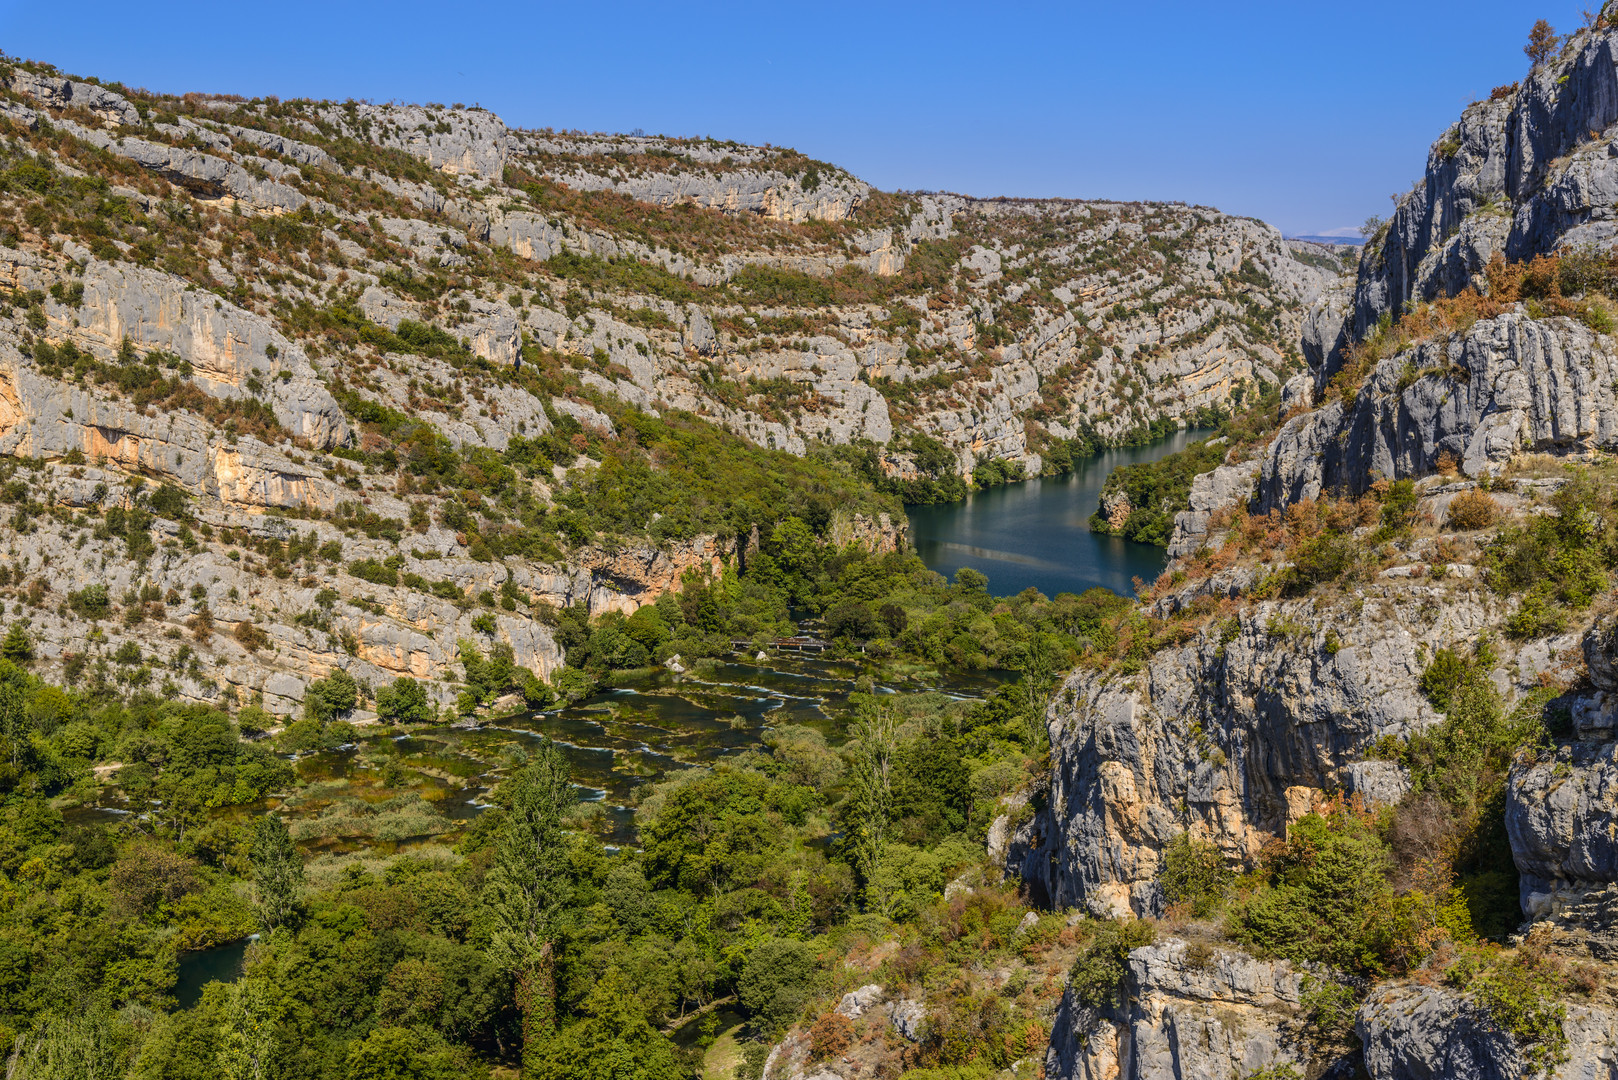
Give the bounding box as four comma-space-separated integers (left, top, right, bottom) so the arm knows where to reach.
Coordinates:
1526, 19, 1558, 66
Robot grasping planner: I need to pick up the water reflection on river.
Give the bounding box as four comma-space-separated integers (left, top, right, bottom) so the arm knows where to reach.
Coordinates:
906, 429, 1211, 598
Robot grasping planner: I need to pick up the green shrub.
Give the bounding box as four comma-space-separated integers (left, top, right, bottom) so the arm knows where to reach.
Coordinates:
1486, 474, 1615, 632
304, 670, 359, 723
1283, 531, 1360, 593
1245, 1066, 1303, 1080
1159, 834, 1229, 916
144, 483, 189, 520
737, 938, 816, 1033
1068, 918, 1156, 1011
1, 624, 32, 662
374, 676, 433, 724
1228, 810, 1395, 973
348, 558, 399, 587
1446, 950, 1568, 1077
1373, 478, 1419, 541
67, 584, 110, 619
1420, 647, 1475, 711
1300, 976, 1359, 1046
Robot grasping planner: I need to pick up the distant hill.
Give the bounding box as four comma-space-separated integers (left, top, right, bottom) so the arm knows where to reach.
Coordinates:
1286, 234, 1365, 246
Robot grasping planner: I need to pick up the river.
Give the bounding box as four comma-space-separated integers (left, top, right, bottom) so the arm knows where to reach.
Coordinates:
905, 428, 1209, 598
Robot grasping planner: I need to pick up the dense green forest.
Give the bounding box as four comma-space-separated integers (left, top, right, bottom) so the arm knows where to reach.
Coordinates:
0, 482, 1144, 1079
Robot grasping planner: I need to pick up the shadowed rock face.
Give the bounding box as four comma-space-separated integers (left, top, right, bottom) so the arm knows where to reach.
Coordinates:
1357, 985, 1523, 1080
1508, 615, 1618, 929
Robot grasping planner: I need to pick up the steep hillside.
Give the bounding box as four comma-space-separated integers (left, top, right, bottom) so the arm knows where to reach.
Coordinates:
1010, 10, 1618, 1080
0, 54, 1340, 715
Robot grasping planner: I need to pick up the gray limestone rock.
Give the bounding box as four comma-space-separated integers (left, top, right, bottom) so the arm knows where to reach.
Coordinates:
1302, 281, 1351, 392
1259, 312, 1618, 511
835, 984, 883, 1019
1337, 760, 1411, 811
1357, 985, 1520, 1080
884, 998, 925, 1042
1508, 740, 1618, 915
1046, 941, 1328, 1080
1353, 28, 1618, 336
684, 305, 716, 356
75, 128, 307, 212
7, 70, 141, 126
1280, 371, 1314, 415
511, 131, 868, 223
1358, 981, 1618, 1080
1011, 584, 1493, 917
72, 259, 348, 448
1166, 459, 1258, 559
217, 122, 338, 171
1587, 613, 1618, 692
316, 102, 509, 181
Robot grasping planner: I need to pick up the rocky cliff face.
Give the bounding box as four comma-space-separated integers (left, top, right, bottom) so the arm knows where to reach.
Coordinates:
1046, 942, 1330, 1080
1020, 20, 1618, 1080
1196, 21, 1618, 529
1010, 544, 1528, 917
1355, 25, 1618, 336
1259, 310, 1618, 508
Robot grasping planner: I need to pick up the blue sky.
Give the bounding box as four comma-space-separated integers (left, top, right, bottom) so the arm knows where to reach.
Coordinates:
0, 1, 1591, 235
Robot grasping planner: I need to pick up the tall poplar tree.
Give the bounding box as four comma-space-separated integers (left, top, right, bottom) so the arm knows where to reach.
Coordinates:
484, 741, 575, 1057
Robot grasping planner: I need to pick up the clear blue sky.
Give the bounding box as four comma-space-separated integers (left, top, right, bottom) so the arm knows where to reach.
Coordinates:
0, 0, 1591, 235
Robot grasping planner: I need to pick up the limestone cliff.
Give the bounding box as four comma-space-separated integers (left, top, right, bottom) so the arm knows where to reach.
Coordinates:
1020, 18, 1618, 1080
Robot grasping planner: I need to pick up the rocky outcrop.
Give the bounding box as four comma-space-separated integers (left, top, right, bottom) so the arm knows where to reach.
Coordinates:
1508, 738, 1618, 920
1353, 26, 1618, 335
511, 131, 867, 223
1302, 280, 1351, 393
0, 460, 563, 715
826, 512, 907, 555
1165, 457, 1258, 558
1013, 584, 1494, 917
314, 102, 509, 181
566, 511, 907, 615
541, 163, 866, 225
1258, 312, 1618, 509
569, 535, 738, 615
1047, 941, 1330, 1080
1357, 984, 1523, 1080
1357, 983, 1618, 1080
6, 68, 141, 126
64, 259, 349, 448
